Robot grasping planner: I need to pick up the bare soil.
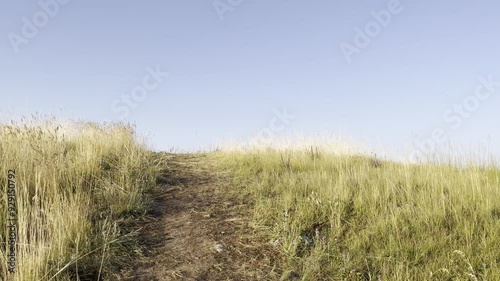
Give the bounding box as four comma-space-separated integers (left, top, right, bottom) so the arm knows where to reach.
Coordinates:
119, 154, 283, 281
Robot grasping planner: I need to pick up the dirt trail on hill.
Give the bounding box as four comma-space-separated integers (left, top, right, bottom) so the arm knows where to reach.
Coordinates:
119, 154, 283, 281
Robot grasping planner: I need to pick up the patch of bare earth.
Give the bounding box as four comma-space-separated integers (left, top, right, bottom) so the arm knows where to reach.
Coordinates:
119, 154, 283, 281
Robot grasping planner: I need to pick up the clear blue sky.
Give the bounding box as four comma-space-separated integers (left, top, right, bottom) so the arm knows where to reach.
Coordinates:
1, 1, 499, 160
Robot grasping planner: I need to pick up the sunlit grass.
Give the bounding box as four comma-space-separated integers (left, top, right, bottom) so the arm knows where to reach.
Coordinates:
0, 117, 164, 281
215, 146, 500, 280
3, 116, 497, 280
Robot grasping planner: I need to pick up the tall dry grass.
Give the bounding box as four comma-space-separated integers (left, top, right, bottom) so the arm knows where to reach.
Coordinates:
0, 117, 163, 281
216, 146, 500, 280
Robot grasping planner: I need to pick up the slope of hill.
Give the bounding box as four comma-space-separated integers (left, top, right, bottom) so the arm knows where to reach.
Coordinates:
216, 149, 500, 280
2, 120, 499, 280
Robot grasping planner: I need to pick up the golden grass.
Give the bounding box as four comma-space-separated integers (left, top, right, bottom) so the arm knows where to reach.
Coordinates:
0, 117, 163, 281
3, 116, 498, 280
215, 147, 500, 280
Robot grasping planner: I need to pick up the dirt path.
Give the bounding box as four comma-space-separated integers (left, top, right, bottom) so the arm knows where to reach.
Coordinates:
119, 154, 282, 281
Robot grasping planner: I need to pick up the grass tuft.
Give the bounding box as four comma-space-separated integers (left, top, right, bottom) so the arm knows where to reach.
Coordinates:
0, 118, 164, 281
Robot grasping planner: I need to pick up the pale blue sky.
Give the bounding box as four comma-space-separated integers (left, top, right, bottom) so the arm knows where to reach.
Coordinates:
1, 1, 499, 160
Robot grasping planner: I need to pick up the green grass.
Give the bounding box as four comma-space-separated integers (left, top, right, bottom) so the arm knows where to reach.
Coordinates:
0, 118, 164, 280
2, 117, 499, 280
215, 148, 500, 280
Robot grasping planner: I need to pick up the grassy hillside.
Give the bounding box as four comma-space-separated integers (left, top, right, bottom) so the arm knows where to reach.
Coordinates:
216, 149, 500, 280
0, 119, 163, 280
2, 118, 499, 281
